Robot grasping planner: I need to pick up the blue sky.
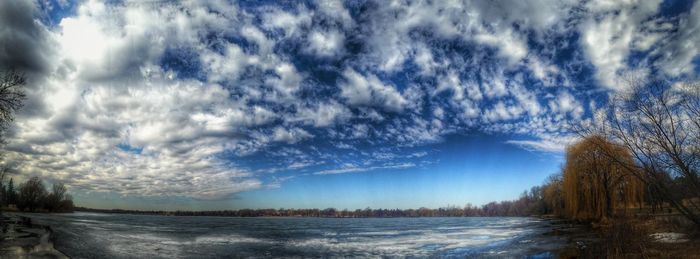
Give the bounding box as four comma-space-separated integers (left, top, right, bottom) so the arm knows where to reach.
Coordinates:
0, 0, 698, 210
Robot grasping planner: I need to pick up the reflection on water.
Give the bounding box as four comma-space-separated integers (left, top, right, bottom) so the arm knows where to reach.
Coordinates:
18, 212, 566, 258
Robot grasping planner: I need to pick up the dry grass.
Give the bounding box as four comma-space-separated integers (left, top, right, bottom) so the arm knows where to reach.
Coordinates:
575, 217, 700, 258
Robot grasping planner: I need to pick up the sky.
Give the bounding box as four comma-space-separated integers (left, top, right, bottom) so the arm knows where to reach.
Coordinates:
0, 0, 698, 210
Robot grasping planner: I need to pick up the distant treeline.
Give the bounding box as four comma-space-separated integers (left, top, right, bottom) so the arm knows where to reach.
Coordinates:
0, 175, 74, 213
74, 189, 550, 217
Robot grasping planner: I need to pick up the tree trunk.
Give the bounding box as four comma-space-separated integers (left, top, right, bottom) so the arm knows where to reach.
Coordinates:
604, 188, 613, 218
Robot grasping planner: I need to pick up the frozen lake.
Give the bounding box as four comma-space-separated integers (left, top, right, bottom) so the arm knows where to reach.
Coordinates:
20, 212, 567, 258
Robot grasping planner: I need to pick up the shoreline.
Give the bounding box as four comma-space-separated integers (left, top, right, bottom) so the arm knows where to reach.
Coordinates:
539, 217, 602, 257
0, 213, 69, 258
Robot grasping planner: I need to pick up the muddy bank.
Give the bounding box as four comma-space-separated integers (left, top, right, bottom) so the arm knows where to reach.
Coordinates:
543, 216, 700, 258
0, 213, 69, 258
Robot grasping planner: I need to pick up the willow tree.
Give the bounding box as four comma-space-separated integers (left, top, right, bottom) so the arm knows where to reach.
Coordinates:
562, 136, 645, 220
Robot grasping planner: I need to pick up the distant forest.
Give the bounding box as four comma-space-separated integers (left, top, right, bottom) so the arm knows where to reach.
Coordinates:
75, 189, 547, 217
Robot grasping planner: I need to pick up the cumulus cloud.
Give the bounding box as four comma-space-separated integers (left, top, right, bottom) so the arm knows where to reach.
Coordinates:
271, 127, 314, 144
294, 101, 351, 127
549, 91, 584, 119
339, 68, 407, 112
579, 0, 663, 89
306, 30, 345, 57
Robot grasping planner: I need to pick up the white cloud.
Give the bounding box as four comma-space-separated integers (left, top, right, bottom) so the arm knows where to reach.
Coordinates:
655, 2, 700, 76
316, 0, 354, 29
351, 124, 369, 139
506, 136, 576, 153
413, 44, 439, 75
484, 101, 525, 122
261, 6, 312, 37
434, 74, 458, 99
482, 76, 509, 98
549, 91, 584, 119
266, 62, 304, 100
200, 43, 252, 83
579, 0, 663, 90
271, 127, 314, 144
306, 30, 345, 57
313, 162, 415, 175
527, 56, 559, 86
339, 68, 407, 112
294, 101, 351, 127
474, 28, 528, 64
510, 83, 542, 116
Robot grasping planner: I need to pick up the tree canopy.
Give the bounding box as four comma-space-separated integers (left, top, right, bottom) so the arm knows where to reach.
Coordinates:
562, 135, 645, 220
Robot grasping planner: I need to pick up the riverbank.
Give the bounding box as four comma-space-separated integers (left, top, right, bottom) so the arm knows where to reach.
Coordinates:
544, 216, 700, 258
0, 213, 69, 258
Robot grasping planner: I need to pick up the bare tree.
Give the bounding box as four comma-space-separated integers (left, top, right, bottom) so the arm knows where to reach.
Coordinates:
18, 176, 47, 212
0, 168, 5, 217
542, 173, 564, 216
0, 69, 25, 216
0, 69, 26, 128
594, 78, 700, 225
45, 182, 67, 212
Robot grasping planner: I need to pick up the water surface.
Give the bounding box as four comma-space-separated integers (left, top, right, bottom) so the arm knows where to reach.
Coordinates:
20, 212, 567, 258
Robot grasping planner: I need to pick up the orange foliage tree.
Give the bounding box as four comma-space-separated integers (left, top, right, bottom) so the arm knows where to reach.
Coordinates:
562, 136, 645, 220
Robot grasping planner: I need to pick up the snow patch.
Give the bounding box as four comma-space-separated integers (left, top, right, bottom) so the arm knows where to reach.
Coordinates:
649, 232, 688, 243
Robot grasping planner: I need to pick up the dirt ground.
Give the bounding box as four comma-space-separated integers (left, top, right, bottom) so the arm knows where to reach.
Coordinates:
552, 216, 700, 258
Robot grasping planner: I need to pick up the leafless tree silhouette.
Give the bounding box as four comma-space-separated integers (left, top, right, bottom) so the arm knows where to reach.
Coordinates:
0, 69, 26, 129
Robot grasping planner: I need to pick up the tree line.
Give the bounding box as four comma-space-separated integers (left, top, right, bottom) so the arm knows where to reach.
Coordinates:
74, 188, 551, 217
0, 174, 74, 213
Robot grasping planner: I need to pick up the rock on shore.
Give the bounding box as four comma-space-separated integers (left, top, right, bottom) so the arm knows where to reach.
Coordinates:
0, 214, 68, 258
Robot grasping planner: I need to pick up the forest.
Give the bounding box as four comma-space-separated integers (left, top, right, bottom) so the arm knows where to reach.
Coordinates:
73, 194, 547, 218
